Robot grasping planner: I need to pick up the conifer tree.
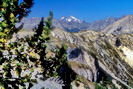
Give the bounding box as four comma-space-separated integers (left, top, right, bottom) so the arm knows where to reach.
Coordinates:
0, 0, 74, 89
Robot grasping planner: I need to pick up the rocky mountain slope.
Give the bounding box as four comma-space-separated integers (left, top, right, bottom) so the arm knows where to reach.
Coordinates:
18, 16, 118, 32
103, 15, 133, 34
17, 28, 133, 89
50, 29, 133, 89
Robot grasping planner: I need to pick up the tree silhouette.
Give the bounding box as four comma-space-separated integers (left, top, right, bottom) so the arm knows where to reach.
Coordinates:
0, 0, 76, 89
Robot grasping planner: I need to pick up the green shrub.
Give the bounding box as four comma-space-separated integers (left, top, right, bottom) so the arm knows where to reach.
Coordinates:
0, 0, 71, 88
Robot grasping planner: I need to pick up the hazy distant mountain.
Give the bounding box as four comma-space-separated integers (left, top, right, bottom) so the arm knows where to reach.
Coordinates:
56, 16, 88, 32
103, 15, 133, 34
54, 16, 119, 32
19, 16, 119, 32
17, 17, 42, 30
87, 17, 119, 31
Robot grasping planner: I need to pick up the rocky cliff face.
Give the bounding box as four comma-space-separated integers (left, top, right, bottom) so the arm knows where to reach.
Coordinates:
51, 29, 133, 89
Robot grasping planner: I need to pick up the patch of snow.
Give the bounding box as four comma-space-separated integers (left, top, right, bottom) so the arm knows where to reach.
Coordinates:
67, 18, 72, 22
69, 16, 83, 23
60, 16, 65, 20
70, 16, 80, 21
60, 16, 83, 23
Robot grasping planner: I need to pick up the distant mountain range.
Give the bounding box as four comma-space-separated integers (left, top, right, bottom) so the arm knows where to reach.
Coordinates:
57, 16, 119, 32
18, 16, 119, 32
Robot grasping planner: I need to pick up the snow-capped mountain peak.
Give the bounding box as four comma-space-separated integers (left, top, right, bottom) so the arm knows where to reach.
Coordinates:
60, 16, 83, 23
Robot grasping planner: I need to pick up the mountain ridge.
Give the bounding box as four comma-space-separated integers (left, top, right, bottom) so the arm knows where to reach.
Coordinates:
18, 16, 119, 32
103, 15, 133, 34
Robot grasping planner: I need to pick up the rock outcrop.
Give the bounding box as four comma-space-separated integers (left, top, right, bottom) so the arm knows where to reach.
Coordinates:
51, 28, 133, 88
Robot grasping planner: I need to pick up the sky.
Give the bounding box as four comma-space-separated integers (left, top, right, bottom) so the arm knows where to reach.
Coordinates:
27, 0, 133, 22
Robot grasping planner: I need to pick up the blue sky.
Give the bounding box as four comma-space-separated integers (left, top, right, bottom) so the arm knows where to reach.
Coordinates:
27, 0, 133, 22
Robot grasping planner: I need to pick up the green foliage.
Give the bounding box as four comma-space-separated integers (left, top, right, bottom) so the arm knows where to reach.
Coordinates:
95, 78, 118, 89
0, 0, 34, 39
0, 0, 71, 89
95, 83, 118, 89
95, 84, 108, 89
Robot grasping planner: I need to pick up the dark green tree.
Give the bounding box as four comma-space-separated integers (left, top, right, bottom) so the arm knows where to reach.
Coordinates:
0, 0, 75, 89
0, 0, 34, 39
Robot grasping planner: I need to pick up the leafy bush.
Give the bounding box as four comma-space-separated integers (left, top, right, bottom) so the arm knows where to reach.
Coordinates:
95, 84, 108, 89
0, 0, 72, 88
